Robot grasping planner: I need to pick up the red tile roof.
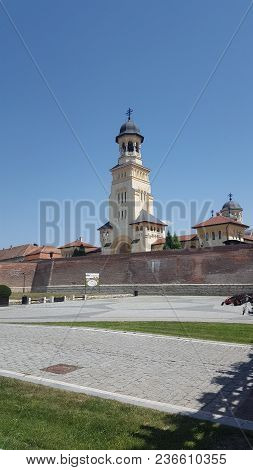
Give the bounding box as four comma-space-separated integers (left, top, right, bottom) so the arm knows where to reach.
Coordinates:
193, 216, 249, 229
59, 240, 98, 249
28, 246, 62, 256
0, 244, 38, 262
244, 235, 253, 241
151, 238, 165, 246
178, 234, 198, 242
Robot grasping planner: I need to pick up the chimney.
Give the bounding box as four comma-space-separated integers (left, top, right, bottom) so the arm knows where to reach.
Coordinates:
79, 236, 83, 242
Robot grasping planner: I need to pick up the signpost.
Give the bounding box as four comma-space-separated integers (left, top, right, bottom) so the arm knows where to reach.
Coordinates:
85, 273, 100, 297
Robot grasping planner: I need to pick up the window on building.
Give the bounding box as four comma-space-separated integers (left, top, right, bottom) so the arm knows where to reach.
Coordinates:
219, 231, 222, 239
121, 192, 123, 203
128, 141, 134, 152
124, 192, 126, 202
205, 233, 209, 241
125, 210, 127, 219
118, 193, 120, 203
212, 232, 215, 240
121, 210, 123, 219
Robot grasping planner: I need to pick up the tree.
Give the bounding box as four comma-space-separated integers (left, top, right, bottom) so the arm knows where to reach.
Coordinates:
163, 230, 173, 250
163, 230, 181, 250
72, 246, 86, 257
172, 233, 182, 249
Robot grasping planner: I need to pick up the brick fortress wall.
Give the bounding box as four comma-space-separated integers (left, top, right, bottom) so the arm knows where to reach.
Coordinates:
1, 244, 253, 295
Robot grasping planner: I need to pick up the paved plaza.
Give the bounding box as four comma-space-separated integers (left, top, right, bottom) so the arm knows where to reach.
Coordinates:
0, 295, 253, 323
0, 320, 253, 430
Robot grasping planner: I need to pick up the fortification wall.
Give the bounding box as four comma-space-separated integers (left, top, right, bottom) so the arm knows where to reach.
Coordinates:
1, 245, 253, 295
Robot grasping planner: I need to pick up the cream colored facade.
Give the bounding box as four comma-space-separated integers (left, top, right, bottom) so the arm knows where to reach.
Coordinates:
99, 117, 166, 254
195, 223, 245, 248
192, 196, 249, 247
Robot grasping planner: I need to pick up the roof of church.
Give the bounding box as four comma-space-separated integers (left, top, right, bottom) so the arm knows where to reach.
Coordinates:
110, 162, 150, 172
192, 215, 249, 229
97, 221, 113, 231
222, 200, 242, 210
130, 210, 167, 226
116, 119, 144, 143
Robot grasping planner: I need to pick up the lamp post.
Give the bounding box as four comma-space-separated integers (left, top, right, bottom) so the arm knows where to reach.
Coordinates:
23, 272, 26, 294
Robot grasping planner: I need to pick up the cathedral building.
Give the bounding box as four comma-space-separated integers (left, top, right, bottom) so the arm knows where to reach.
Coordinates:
192, 194, 251, 247
98, 111, 167, 254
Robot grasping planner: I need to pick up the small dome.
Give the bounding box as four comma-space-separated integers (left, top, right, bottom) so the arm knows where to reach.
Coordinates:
116, 119, 144, 143
222, 200, 242, 211
119, 120, 140, 135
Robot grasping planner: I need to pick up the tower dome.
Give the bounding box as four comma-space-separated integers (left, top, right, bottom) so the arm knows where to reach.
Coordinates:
221, 193, 243, 222
116, 108, 144, 143
116, 119, 144, 143
222, 200, 242, 211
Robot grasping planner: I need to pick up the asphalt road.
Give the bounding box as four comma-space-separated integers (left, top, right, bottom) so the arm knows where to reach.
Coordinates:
0, 295, 253, 323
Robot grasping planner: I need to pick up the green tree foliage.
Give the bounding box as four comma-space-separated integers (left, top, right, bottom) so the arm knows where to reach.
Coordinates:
72, 246, 86, 257
0, 285, 12, 297
172, 233, 182, 249
163, 230, 181, 250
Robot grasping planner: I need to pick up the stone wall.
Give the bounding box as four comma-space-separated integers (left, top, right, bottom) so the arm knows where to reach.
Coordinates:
0, 262, 37, 292
1, 244, 253, 294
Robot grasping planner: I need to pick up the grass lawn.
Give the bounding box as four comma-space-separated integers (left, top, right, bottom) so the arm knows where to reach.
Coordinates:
0, 377, 252, 450
30, 321, 253, 345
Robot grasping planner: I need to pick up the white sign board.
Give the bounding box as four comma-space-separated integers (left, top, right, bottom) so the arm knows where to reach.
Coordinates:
85, 273, 99, 287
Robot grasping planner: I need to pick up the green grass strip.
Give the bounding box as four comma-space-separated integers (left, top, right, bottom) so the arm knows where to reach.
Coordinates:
28, 321, 253, 345
0, 377, 252, 450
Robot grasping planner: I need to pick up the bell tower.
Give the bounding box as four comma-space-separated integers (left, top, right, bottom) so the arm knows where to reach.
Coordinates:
116, 108, 144, 166
98, 110, 166, 254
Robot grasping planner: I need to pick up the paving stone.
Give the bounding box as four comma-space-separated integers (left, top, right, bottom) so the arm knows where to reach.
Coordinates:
0, 324, 252, 419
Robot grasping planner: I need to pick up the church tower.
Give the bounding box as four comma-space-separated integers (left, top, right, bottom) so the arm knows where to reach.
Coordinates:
98, 110, 167, 254
220, 193, 243, 222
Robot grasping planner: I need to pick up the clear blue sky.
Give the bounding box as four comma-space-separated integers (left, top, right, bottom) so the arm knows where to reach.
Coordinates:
1, 0, 253, 247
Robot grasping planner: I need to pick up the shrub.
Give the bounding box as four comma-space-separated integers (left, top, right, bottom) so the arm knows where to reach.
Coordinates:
0, 285, 12, 298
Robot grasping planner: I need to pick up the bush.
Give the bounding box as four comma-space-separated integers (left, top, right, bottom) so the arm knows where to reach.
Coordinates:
0, 285, 12, 298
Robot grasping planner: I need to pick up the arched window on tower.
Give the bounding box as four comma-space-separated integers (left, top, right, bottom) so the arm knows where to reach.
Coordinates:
136, 143, 139, 152
128, 141, 134, 152
122, 143, 126, 153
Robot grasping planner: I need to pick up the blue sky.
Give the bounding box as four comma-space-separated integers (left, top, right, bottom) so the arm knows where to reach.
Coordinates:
0, 0, 253, 247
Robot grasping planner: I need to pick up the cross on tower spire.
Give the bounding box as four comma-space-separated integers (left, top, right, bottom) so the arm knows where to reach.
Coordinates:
228, 192, 233, 201
126, 107, 133, 121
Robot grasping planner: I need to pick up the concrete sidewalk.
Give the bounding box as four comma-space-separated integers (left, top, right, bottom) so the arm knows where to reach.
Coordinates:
0, 295, 253, 323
